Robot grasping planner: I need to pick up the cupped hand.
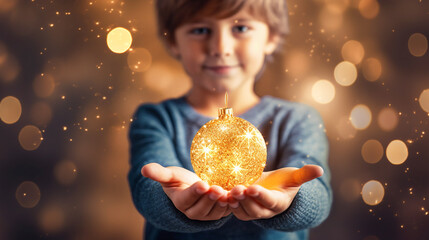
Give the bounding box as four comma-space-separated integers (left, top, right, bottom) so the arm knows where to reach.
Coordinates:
141, 163, 231, 221
228, 165, 323, 221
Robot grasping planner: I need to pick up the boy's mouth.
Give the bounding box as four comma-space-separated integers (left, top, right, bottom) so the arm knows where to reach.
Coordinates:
203, 65, 239, 75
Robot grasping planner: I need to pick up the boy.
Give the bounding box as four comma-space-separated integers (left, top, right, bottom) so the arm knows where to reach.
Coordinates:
128, 0, 332, 239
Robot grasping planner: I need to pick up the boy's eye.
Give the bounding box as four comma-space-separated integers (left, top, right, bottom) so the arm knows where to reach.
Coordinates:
190, 27, 210, 35
233, 25, 249, 33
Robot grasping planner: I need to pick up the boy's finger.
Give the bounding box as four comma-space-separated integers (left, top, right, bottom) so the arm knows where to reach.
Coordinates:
257, 165, 324, 189
174, 181, 209, 210
141, 163, 174, 183
184, 194, 214, 219
246, 185, 289, 213
185, 190, 222, 219
206, 201, 229, 220
230, 185, 246, 201
230, 203, 251, 221
286, 165, 324, 187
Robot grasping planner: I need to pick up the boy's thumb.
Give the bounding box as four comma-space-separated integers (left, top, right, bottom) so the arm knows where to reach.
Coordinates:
141, 163, 173, 183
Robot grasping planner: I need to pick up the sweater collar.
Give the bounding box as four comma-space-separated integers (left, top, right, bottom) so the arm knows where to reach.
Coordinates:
174, 95, 271, 127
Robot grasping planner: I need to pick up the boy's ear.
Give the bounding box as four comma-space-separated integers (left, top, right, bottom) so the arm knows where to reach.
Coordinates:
264, 34, 281, 55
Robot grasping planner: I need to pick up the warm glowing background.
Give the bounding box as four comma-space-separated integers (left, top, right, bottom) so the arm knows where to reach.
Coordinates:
1, 0, 429, 239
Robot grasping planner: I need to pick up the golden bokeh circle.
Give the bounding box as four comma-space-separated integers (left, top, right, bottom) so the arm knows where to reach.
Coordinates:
191, 115, 267, 191
419, 89, 429, 113
362, 180, 384, 206
362, 58, 382, 82
341, 40, 365, 64
324, 0, 351, 12
107, 27, 133, 54
319, 5, 343, 32
408, 33, 428, 57
18, 125, 43, 151
334, 61, 357, 86
311, 80, 336, 104
350, 104, 372, 130
0, 54, 20, 83
15, 181, 41, 208
377, 107, 398, 131
33, 74, 55, 98
358, 0, 380, 19
0, 96, 21, 124
361, 139, 383, 164
127, 48, 152, 72
386, 139, 408, 165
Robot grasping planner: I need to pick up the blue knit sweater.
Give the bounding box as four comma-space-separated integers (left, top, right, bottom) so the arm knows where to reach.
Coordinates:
128, 95, 332, 240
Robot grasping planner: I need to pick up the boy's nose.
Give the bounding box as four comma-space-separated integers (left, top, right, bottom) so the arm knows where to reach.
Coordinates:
208, 29, 233, 58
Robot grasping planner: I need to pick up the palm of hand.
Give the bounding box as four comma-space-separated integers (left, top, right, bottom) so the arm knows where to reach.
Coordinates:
142, 163, 322, 221
227, 165, 323, 221
142, 163, 230, 221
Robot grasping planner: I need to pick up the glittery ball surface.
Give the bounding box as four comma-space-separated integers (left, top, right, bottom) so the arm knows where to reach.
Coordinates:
190, 114, 267, 191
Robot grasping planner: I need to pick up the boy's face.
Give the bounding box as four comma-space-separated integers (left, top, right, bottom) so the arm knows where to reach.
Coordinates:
170, 9, 278, 94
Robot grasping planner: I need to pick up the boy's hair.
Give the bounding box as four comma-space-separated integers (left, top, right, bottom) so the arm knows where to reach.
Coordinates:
155, 0, 289, 47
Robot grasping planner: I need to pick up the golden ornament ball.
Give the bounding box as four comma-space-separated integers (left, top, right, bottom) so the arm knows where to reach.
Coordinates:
190, 106, 267, 191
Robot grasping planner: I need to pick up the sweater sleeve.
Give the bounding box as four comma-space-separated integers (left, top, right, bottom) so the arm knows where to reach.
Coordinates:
253, 105, 332, 231
128, 104, 231, 233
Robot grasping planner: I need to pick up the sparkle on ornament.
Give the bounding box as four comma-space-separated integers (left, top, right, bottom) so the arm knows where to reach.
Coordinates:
232, 164, 243, 175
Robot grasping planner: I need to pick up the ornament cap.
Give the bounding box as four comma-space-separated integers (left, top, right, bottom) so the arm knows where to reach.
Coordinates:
218, 107, 233, 118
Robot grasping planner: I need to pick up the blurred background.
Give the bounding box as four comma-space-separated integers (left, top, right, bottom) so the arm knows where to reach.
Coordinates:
1, 0, 429, 239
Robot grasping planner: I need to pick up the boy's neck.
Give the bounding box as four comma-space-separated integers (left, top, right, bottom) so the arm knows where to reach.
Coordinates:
185, 89, 260, 118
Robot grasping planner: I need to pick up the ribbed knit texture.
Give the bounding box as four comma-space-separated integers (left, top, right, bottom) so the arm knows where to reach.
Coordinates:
128, 95, 332, 240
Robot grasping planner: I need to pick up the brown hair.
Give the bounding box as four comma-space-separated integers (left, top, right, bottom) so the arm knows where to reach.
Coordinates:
155, 0, 289, 45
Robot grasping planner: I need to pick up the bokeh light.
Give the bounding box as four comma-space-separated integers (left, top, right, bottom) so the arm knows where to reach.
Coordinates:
0, 0, 17, 13
33, 74, 55, 98
0, 96, 22, 124
30, 102, 53, 127
350, 104, 372, 130
54, 160, 77, 186
127, 48, 152, 72
408, 33, 428, 57
311, 80, 336, 104
336, 116, 357, 139
377, 107, 398, 131
324, 0, 351, 12
319, 5, 343, 32
358, 0, 380, 19
362, 180, 384, 206
39, 205, 65, 233
386, 139, 408, 165
419, 89, 429, 113
334, 61, 357, 86
361, 139, 383, 164
15, 181, 41, 208
341, 40, 365, 64
107, 27, 132, 54
0, 52, 20, 82
362, 58, 382, 82
18, 125, 43, 151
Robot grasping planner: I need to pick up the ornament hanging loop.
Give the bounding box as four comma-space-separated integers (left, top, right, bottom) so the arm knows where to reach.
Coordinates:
218, 92, 233, 119
218, 107, 233, 119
